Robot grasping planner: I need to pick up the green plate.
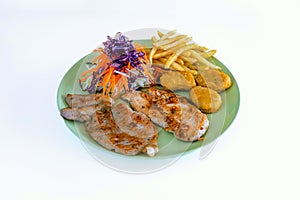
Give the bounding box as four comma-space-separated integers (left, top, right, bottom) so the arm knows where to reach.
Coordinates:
57, 39, 240, 159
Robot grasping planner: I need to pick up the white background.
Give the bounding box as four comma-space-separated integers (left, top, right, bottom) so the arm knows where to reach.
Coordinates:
1, 0, 300, 199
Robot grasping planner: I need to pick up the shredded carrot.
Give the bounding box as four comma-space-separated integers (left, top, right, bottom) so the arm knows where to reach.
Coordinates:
95, 81, 103, 87
80, 42, 150, 96
79, 54, 109, 81
134, 42, 144, 49
91, 53, 106, 64
102, 67, 114, 94
80, 66, 99, 78
97, 68, 108, 79
127, 61, 131, 70
106, 75, 115, 95
114, 74, 122, 85
134, 42, 149, 63
93, 48, 104, 53
79, 74, 92, 82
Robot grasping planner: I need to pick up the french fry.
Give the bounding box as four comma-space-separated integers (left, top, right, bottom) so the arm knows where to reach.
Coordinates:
153, 60, 164, 65
153, 51, 172, 59
153, 35, 187, 47
158, 57, 169, 68
185, 62, 197, 70
194, 49, 216, 58
200, 49, 217, 58
161, 37, 192, 50
197, 45, 209, 52
159, 57, 191, 73
171, 62, 185, 71
151, 30, 218, 75
159, 57, 182, 71
157, 30, 164, 37
158, 30, 176, 41
149, 36, 159, 63
181, 65, 198, 75
153, 43, 186, 59
149, 47, 157, 64
176, 58, 184, 65
190, 50, 221, 70
179, 55, 197, 64
165, 44, 198, 68
152, 36, 158, 43
150, 30, 177, 63
182, 51, 191, 57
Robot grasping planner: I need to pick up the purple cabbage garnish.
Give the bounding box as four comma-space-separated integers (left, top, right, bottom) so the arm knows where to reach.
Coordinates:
81, 32, 152, 94
112, 50, 146, 71
103, 32, 135, 60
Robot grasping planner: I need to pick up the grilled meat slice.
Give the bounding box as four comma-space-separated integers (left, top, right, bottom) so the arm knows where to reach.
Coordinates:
175, 97, 209, 141
60, 104, 108, 122
122, 88, 209, 142
86, 106, 158, 156
60, 94, 158, 156
61, 93, 113, 122
148, 87, 182, 133
122, 89, 182, 133
65, 93, 113, 108
112, 103, 158, 138
122, 91, 153, 114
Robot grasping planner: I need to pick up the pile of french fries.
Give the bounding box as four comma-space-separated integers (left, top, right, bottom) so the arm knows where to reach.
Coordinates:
149, 30, 221, 75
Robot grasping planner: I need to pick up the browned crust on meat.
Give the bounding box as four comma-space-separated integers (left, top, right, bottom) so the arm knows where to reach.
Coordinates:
111, 103, 158, 138
61, 94, 159, 156
65, 93, 112, 108
88, 110, 158, 156
174, 97, 209, 141
148, 87, 182, 133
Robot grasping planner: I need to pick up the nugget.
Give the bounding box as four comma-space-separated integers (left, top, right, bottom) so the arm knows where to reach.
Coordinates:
160, 71, 196, 91
196, 69, 232, 92
190, 86, 222, 113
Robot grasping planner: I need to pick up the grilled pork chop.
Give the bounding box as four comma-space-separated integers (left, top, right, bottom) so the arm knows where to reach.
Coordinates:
112, 103, 158, 138
60, 94, 159, 156
60, 104, 105, 122
122, 88, 209, 142
122, 89, 182, 133
176, 97, 209, 141
65, 93, 112, 108
86, 105, 158, 156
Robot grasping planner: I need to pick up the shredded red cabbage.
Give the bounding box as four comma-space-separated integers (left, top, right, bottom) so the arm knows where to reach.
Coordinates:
81, 32, 151, 94
103, 32, 135, 60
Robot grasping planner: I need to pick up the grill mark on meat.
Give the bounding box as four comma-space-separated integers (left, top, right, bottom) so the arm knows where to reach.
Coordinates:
122, 92, 152, 113
122, 88, 209, 142
88, 108, 158, 156
111, 103, 158, 138
122, 89, 182, 133
174, 97, 209, 141
60, 104, 109, 122
148, 88, 182, 133
65, 93, 113, 108
61, 94, 159, 156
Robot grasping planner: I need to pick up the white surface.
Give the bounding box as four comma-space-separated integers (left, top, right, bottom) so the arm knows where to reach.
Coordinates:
1, 0, 300, 199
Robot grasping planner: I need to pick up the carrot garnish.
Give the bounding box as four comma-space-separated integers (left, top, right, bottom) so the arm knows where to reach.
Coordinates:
79, 32, 152, 95
102, 67, 115, 95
